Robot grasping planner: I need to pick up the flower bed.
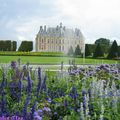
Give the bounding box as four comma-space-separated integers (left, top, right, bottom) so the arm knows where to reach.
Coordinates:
0, 61, 120, 120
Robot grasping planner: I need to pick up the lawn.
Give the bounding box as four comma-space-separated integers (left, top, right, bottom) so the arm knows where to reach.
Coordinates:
0, 55, 118, 64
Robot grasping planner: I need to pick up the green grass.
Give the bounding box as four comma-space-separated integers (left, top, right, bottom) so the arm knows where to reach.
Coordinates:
0, 55, 118, 65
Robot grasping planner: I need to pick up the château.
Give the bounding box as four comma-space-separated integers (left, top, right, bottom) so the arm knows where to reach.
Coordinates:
35, 23, 85, 53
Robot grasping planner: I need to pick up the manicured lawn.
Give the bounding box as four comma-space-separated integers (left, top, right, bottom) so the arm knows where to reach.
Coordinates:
0, 55, 118, 64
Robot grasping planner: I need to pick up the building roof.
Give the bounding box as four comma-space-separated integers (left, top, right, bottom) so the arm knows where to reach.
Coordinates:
37, 23, 83, 39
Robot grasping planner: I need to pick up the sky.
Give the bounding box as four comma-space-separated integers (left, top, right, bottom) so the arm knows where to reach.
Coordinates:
0, 0, 120, 46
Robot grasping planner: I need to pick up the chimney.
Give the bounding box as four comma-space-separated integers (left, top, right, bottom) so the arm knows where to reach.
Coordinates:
44, 25, 46, 32
40, 26, 43, 31
60, 22, 62, 28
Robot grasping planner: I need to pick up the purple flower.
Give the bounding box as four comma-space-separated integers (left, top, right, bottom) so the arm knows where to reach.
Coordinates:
11, 61, 17, 69
54, 112, 57, 115
103, 66, 110, 73
27, 75, 32, 94
88, 89, 91, 99
30, 101, 36, 120
1, 92, 6, 114
0, 116, 24, 120
105, 64, 109, 68
88, 103, 92, 116
37, 68, 42, 97
34, 115, 42, 120
1, 72, 6, 90
82, 90, 86, 96
100, 64, 105, 69
82, 90, 86, 116
22, 96, 30, 118
64, 99, 68, 108
96, 67, 100, 72
41, 75, 47, 92
43, 107, 51, 112
46, 98, 52, 103
34, 109, 43, 120
37, 110, 43, 116
59, 116, 62, 120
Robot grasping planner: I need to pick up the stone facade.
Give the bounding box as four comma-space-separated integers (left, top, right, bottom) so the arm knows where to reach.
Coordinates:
35, 23, 85, 53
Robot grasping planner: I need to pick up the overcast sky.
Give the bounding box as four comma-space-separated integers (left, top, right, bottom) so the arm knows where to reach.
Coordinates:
0, 0, 120, 45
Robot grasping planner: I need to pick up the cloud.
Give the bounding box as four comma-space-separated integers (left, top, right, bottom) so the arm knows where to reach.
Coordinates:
0, 0, 120, 45
54, 0, 120, 43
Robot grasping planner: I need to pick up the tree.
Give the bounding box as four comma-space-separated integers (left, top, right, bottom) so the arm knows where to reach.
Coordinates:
93, 43, 104, 58
95, 38, 110, 54
2, 41, 6, 51
87, 44, 96, 55
6, 40, 11, 51
95, 38, 110, 45
28, 41, 33, 51
18, 41, 33, 52
85, 44, 91, 57
11, 41, 17, 51
74, 45, 81, 56
0, 40, 12, 51
107, 40, 119, 59
0, 41, 3, 51
68, 46, 74, 56
118, 46, 120, 57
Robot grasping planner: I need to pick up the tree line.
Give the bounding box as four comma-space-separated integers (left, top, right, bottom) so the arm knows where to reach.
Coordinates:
86, 38, 120, 59
0, 38, 120, 59
68, 38, 120, 59
18, 41, 33, 52
0, 40, 17, 51
0, 40, 33, 52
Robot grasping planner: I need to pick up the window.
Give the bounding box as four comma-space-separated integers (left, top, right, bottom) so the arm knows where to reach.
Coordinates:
44, 45, 46, 50
59, 40, 61, 44
39, 44, 41, 49
62, 46, 64, 51
42, 46, 43, 50
59, 46, 61, 51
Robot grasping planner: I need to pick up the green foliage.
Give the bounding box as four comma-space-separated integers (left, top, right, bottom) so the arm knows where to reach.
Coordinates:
74, 45, 81, 56
0, 51, 65, 57
107, 40, 119, 59
85, 44, 91, 57
95, 38, 110, 45
12, 41, 17, 51
18, 41, 33, 52
0, 40, 16, 51
95, 38, 111, 54
87, 44, 96, 56
0, 61, 120, 119
6, 40, 11, 51
118, 46, 120, 57
68, 46, 74, 56
93, 43, 104, 58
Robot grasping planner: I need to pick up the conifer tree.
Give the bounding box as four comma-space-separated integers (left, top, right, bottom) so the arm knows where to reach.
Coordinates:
74, 45, 81, 56
18, 41, 33, 52
93, 43, 104, 58
85, 44, 91, 57
107, 40, 119, 59
68, 46, 74, 56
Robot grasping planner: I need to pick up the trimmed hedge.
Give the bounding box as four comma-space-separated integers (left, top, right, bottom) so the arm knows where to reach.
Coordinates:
0, 51, 66, 57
